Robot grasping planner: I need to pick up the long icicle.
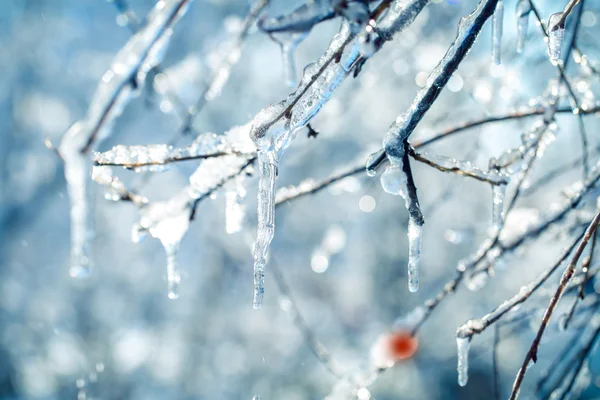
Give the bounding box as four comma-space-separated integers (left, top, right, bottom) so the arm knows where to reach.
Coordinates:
253, 151, 277, 309
491, 0, 503, 65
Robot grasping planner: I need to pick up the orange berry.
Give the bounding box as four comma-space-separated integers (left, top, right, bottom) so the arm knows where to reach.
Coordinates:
386, 331, 419, 361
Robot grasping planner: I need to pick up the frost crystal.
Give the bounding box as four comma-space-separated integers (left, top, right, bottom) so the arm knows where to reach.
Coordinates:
548, 12, 565, 64
515, 0, 531, 54
491, 0, 503, 65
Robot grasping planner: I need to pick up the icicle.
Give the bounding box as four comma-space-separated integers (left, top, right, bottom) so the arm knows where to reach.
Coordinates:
225, 183, 246, 234
164, 242, 181, 299
258, 1, 334, 34
548, 12, 565, 64
253, 151, 277, 309
383, 0, 498, 165
381, 163, 423, 292
407, 218, 422, 292
491, 183, 506, 233
272, 32, 308, 87
59, 0, 191, 277
456, 336, 471, 387
491, 0, 503, 65
137, 198, 191, 299
418, 152, 508, 184
61, 124, 93, 278
515, 0, 531, 54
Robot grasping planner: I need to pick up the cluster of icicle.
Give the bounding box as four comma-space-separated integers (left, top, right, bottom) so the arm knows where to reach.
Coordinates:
93, 126, 254, 299
58, 0, 192, 278
493, 0, 567, 65
248, 0, 429, 309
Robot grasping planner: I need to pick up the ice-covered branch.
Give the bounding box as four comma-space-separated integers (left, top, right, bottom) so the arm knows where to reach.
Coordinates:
528, 0, 590, 177
275, 165, 364, 205
560, 230, 596, 330
93, 137, 252, 170
381, 0, 499, 159
248, 0, 429, 308
452, 157, 600, 388
91, 165, 148, 207
58, 0, 192, 277
128, 124, 255, 298
508, 210, 600, 400
408, 146, 508, 185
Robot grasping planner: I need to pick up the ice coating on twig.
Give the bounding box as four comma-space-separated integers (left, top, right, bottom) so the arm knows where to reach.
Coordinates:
135, 198, 190, 299
383, 0, 497, 152
548, 12, 565, 64
93, 132, 239, 171
91, 165, 148, 205
380, 164, 409, 203
515, 0, 531, 54
58, 0, 191, 277
415, 151, 509, 184
258, 0, 334, 34
491, 0, 503, 65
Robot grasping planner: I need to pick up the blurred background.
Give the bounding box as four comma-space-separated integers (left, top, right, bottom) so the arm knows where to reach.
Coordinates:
1, 0, 600, 398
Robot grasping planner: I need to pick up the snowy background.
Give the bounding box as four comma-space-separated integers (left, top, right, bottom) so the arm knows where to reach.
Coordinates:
1, 0, 600, 399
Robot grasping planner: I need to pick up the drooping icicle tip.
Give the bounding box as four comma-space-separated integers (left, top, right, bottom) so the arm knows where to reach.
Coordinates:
456, 336, 471, 387
252, 151, 277, 309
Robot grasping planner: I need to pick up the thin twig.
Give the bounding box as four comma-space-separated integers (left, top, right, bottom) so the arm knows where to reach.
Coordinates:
508, 211, 600, 400
270, 261, 343, 378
